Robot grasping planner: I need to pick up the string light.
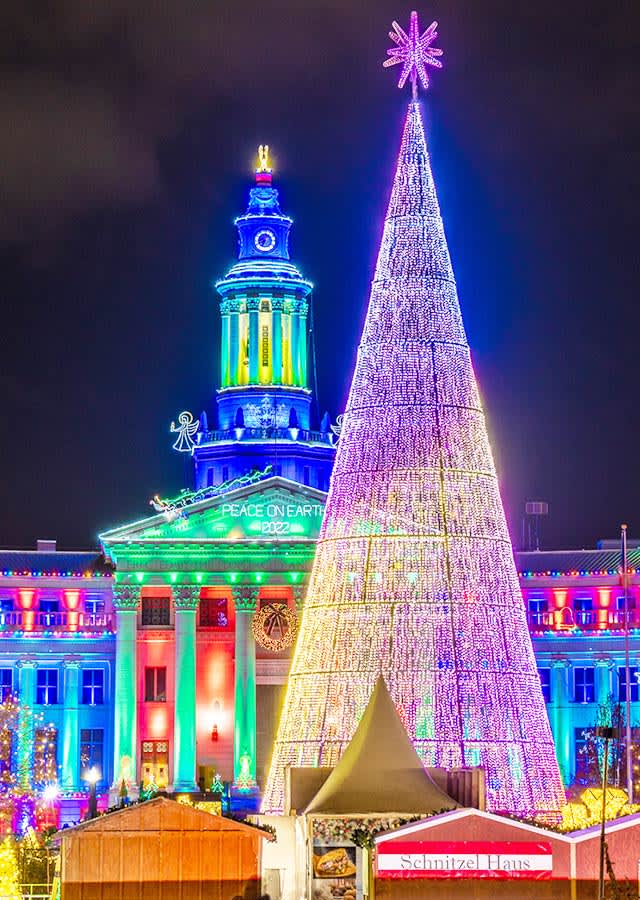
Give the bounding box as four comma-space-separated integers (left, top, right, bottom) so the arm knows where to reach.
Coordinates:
0, 838, 20, 900
263, 97, 565, 821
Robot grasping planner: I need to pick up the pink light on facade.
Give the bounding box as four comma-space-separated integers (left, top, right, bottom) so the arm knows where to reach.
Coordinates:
263, 94, 565, 819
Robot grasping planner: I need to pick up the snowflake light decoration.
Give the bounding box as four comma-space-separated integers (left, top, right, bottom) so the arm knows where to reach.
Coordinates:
383, 10, 443, 98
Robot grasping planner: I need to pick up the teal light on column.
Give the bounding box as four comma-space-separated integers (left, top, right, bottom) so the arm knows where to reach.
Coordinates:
290, 309, 300, 386
229, 309, 240, 387
62, 660, 80, 790
595, 659, 611, 705
272, 305, 282, 385
112, 585, 140, 788
221, 313, 230, 387
233, 587, 258, 788
17, 660, 37, 793
550, 660, 571, 784
249, 304, 260, 383
299, 312, 308, 388
172, 587, 199, 792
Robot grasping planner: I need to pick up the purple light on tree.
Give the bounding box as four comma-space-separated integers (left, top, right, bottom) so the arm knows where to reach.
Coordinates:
263, 15, 565, 820
383, 10, 443, 98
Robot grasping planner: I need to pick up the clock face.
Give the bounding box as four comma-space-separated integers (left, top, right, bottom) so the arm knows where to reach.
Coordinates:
254, 228, 276, 252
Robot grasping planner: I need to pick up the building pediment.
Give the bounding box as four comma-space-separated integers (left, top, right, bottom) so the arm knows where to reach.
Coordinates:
100, 476, 326, 549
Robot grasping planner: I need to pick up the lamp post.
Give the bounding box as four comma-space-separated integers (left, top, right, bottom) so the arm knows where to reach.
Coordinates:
621, 524, 633, 805
85, 767, 100, 820
596, 726, 616, 900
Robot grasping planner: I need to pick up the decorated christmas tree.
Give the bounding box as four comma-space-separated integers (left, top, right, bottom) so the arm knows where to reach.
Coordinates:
263, 12, 565, 819
0, 837, 21, 900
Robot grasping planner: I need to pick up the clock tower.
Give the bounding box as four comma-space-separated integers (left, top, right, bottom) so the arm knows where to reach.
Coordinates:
192, 146, 335, 490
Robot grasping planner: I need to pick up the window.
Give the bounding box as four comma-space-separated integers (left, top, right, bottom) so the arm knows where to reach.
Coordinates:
0, 670, 12, 702
80, 729, 104, 782
36, 669, 58, 705
615, 595, 636, 625
84, 595, 104, 616
574, 727, 589, 782
145, 667, 167, 702
261, 325, 269, 366
0, 598, 13, 613
207, 468, 214, 487
200, 598, 228, 628
141, 740, 169, 790
574, 596, 594, 625
34, 726, 57, 785
222, 466, 229, 483
573, 667, 595, 703
82, 669, 104, 705
538, 668, 551, 703
618, 666, 639, 703
303, 466, 310, 486
141, 596, 170, 627
528, 598, 548, 626
39, 597, 59, 614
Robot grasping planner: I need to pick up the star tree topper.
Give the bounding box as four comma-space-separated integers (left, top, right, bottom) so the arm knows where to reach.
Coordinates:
383, 10, 443, 99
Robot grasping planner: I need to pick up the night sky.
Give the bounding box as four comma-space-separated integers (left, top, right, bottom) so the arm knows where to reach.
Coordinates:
1, 1, 638, 552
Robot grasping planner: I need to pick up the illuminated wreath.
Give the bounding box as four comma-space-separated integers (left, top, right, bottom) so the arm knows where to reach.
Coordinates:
252, 602, 298, 652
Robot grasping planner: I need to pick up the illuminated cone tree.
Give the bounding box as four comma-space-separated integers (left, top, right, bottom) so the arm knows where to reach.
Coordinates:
263, 13, 565, 819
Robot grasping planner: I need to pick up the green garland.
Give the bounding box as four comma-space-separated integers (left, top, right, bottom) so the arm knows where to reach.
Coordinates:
312, 816, 422, 848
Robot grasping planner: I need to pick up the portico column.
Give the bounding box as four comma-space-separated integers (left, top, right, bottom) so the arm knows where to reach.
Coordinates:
112, 584, 140, 789
232, 586, 259, 788
248, 299, 260, 383
172, 586, 200, 792
595, 657, 613, 706
61, 658, 81, 790
550, 658, 571, 784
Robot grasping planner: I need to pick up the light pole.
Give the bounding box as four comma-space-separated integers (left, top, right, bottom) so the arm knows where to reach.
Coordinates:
596, 726, 616, 900
621, 524, 633, 805
85, 767, 100, 820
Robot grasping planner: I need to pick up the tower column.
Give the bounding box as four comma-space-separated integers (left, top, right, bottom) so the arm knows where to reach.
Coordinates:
550, 658, 571, 783
248, 299, 260, 383
290, 305, 300, 386
220, 308, 231, 387
112, 584, 140, 790
272, 299, 283, 385
232, 586, 258, 789
229, 302, 240, 387
61, 658, 81, 790
298, 305, 308, 388
172, 586, 200, 792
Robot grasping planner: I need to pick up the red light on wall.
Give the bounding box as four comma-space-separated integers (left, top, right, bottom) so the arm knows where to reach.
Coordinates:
211, 724, 219, 742
18, 590, 35, 610
64, 590, 80, 611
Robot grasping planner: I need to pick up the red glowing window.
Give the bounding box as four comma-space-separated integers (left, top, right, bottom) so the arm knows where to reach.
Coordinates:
145, 667, 167, 702
199, 598, 228, 628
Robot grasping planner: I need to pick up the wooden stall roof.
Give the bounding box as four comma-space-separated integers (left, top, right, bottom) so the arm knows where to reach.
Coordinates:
56, 796, 273, 840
